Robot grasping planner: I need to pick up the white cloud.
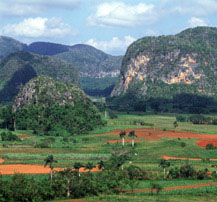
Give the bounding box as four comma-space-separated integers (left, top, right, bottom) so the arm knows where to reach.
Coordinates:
86, 36, 136, 54
173, 0, 217, 16
0, 0, 80, 16
188, 17, 207, 27
87, 2, 157, 27
1, 17, 73, 38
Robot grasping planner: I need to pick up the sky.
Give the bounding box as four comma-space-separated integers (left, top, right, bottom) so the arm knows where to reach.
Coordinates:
0, 0, 217, 55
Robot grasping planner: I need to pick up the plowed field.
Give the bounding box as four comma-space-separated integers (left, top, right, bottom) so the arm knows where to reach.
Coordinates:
0, 164, 101, 175
103, 128, 217, 144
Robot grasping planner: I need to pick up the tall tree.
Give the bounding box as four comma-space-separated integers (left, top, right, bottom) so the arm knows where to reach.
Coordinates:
73, 162, 83, 176
44, 155, 57, 183
159, 159, 170, 179
119, 131, 126, 146
128, 130, 137, 147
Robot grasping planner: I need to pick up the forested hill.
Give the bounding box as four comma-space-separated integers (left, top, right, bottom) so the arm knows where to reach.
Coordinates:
112, 26, 217, 99
0, 36, 27, 58
2, 76, 103, 135
0, 51, 79, 103
0, 37, 123, 78
54, 44, 122, 78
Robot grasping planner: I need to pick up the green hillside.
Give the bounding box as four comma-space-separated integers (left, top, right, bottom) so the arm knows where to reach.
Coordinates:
0, 51, 79, 103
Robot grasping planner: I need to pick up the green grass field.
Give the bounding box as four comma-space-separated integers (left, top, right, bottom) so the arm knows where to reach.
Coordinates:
1, 112, 217, 201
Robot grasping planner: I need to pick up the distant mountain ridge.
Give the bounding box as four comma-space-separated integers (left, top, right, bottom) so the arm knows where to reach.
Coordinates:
0, 37, 123, 78
0, 36, 27, 58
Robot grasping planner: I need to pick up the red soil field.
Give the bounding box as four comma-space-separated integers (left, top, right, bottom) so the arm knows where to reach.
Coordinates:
18, 134, 32, 138
103, 128, 217, 144
0, 164, 101, 175
162, 155, 217, 161
197, 139, 217, 148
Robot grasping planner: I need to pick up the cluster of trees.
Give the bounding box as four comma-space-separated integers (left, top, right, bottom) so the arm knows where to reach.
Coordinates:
0, 150, 214, 201
0, 153, 147, 201
177, 114, 217, 125
0, 103, 104, 136
108, 93, 217, 114
119, 130, 137, 147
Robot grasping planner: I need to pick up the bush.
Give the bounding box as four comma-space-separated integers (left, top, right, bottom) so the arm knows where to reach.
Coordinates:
189, 115, 211, 124
108, 111, 118, 119
0, 131, 21, 141
180, 142, 186, 147
180, 162, 196, 178
176, 115, 186, 122
206, 143, 215, 149
35, 142, 50, 148
150, 182, 163, 195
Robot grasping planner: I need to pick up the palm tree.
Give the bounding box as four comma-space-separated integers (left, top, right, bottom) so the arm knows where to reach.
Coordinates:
128, 130, 137, 147
44, 155, 57, 183
73, 162, 83, 176
59, 168, 74, 198
159, 159, 170, 179
98, 160, 105, 170
119, 131, 126, 146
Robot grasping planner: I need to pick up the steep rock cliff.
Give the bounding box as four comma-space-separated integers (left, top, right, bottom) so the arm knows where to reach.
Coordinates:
112, 27, 217, 99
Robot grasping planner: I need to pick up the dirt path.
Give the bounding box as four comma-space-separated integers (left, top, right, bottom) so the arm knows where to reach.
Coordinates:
0, 158, 4, 163
55, 182, 217, 202
162, 155, 217, 161
0, 164, 101, 175
124, 182, 217, 193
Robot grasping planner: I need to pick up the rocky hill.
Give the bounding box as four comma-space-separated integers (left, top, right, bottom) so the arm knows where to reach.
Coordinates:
0, 51, 79, 103
11, 77, 103, 135
111, 26, 217, 99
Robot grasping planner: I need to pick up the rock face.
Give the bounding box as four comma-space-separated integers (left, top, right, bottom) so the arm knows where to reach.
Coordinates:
112, 27, 217, 98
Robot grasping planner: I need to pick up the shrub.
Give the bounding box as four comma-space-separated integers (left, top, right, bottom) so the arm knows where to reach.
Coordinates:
108, 111, 118, 119
206, 143, 215, 149
180, 142, 186, 147
0, 131, 21, 141
176, 115, 186, 122
150, 182, 163, 195
35, 142, 50, 148
189, 115, 211, 124
180, 162, 196, 178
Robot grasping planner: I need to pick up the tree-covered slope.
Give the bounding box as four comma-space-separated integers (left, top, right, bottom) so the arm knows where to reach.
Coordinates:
54, 44, 122, 78
112, 26, 217, 99
25, 42, 70, 56
8, 77, 103, 135
0, 36, 27, 58
0, 51, 79, 103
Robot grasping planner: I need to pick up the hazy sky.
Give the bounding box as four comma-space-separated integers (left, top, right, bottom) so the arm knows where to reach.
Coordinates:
0, 0, 217, 55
